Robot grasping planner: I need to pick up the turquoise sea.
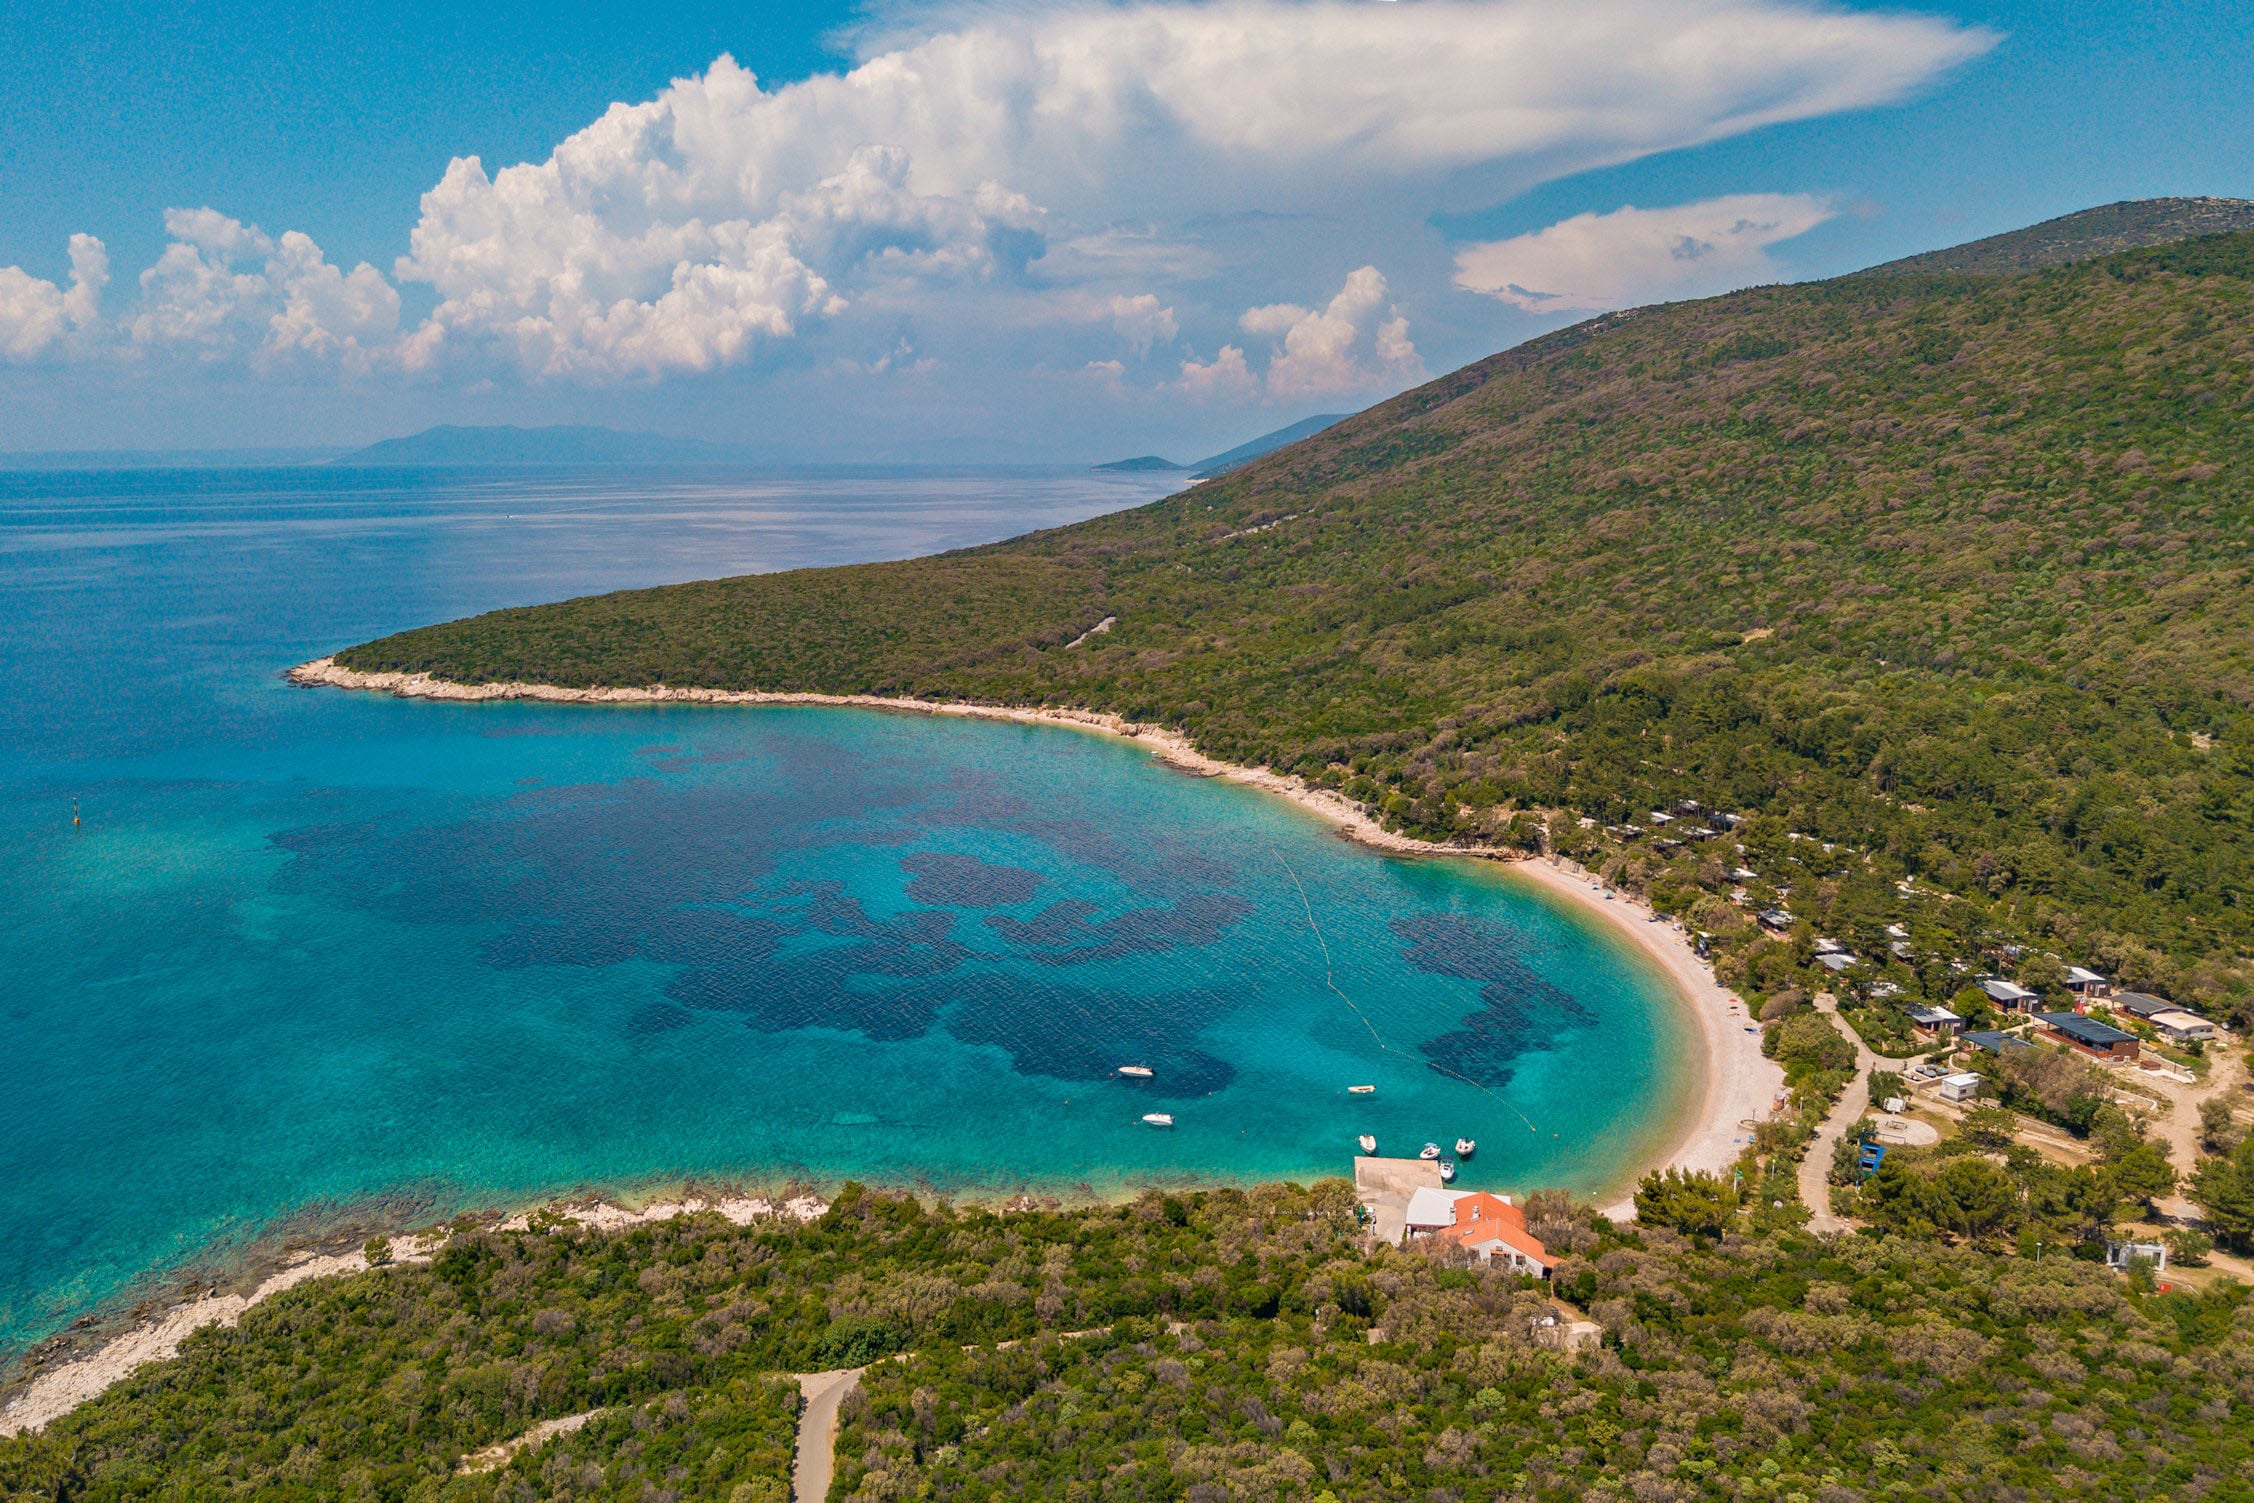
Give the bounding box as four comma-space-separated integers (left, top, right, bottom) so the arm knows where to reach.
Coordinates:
0, 463, 1690, 1359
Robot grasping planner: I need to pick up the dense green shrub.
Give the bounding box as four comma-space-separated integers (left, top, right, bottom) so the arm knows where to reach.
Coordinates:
2193, 1136, 2254, 1252
7, 1184, 2253, 1502
1631, 1168, 1743, 1240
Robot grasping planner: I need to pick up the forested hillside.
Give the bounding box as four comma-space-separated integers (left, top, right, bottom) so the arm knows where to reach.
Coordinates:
7, 1186, 2253, 1502
336, 217, 2254, 1023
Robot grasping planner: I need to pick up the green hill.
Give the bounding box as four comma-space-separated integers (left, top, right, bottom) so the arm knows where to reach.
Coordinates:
334, 217, 2254, 1024
1861, 196, 2254, 276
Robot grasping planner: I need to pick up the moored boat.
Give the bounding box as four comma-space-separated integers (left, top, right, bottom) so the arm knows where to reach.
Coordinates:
1347, 1084, 1376, 1095
1454, 1138, 1476, 1158
1419, 1142, 1441, 1160
1357, 1133, 1377, 1154
1116, 1064, 1154, 1078
1438, 1160, 1457, 1183
1141, 1112, 1175, 1127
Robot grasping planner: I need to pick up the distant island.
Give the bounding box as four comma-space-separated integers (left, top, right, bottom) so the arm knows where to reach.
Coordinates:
1097, 413, 1350, 478
1093, 455, 1188, 472
338, 424, 747, 466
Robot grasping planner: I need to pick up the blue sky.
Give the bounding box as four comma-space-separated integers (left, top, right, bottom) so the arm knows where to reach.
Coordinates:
1, 0, 2246, 459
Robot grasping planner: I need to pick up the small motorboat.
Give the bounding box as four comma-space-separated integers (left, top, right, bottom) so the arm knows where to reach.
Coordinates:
1454, 1138, 1476, 1159
1116, 1065, 1154, 1078
1419, 1142, 1442, 1160
1357, 1134, 1377, 1154
1438, 1160, 1457, 1183
1141, 1112, 1175, 1128
1347, 1084, 1376, 1095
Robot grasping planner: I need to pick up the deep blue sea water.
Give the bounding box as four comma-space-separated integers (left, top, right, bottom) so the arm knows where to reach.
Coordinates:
0, 463, 1689, 1358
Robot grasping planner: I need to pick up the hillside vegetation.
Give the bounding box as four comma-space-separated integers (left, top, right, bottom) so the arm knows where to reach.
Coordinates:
338, 221, 2254, 1023
7, 1186, 2254, 1502
1862, 197, 2254, 276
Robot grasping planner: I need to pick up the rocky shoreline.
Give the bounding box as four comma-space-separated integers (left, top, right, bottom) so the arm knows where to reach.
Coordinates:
0, 1191, 832, 1439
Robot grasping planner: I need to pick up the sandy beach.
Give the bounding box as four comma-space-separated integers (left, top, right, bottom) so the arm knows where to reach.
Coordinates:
289, 657, 1783, 1210
1500, 858, 1783, 1219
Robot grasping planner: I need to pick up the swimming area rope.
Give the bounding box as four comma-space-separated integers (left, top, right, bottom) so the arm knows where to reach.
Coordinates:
1268, 846, 1540, 1136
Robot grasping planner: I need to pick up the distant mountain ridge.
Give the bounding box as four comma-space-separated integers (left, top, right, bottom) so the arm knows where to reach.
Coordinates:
1859, 195, 2254, 277
1097, 414, 1351, 478
340, 425, 744, 466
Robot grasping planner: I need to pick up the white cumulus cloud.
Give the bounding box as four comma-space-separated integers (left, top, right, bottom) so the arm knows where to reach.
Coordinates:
127, 209, 399, 370
391, 94, 1044, 379
379, 0, 1985, 381
1241, 266, 1423, 399
1454, 193, 1837, 312
0, 236, 107, 362
1108, 294, 1179, 356
3, 0, 1990, 397
1177, 344, 1258, 401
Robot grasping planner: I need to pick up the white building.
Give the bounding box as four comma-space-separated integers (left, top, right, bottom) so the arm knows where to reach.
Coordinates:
1403, 1186, 1467, 1239
2148, 1009, 2217, 1044
1979, 979, 2040, 1011
2106, 1239, 2168, 1274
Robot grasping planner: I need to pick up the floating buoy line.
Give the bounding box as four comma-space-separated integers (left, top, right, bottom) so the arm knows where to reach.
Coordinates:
1269, 847, 1540, 1137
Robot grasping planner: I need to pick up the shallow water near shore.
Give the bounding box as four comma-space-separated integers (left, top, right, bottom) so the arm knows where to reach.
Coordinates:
0, 462, 1690, 1360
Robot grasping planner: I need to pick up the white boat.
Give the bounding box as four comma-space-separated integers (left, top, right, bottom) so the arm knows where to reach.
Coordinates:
1438, 1160, 1457, 1183
1347, 1084, 1376, 1095
1357, 1134, 1377, 1154
1454, 1138, 1476, 1158
1116, 1065, 1154, 1078
1419, 1142, 1442, 1160
1141, 1112, 1175, 1128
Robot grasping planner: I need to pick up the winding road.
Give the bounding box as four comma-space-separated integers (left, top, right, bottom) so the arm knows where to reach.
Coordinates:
1797, 994, 1883, 1234
792, 1368, 863, 1503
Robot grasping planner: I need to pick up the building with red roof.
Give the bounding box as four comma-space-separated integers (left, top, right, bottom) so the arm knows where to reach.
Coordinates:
1425, 1191, 1554, 1277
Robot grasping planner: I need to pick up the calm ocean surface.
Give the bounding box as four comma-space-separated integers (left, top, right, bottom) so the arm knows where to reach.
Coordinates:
0, 463, 1688, 1357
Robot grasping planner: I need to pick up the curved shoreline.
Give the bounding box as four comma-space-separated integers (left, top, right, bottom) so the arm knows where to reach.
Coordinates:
288, 657, 1781, 1207
6, 663, 1781, 1433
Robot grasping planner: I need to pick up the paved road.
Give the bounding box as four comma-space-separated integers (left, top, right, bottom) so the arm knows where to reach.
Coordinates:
1797, 994, 1882, 1234
793, 1368, 863, 1503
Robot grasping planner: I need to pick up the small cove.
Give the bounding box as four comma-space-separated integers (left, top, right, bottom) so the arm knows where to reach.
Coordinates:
0, 463, 1690, 1360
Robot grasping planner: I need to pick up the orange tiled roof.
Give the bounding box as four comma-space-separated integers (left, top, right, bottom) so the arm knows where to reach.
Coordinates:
1434, 1192, 1551, 1266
